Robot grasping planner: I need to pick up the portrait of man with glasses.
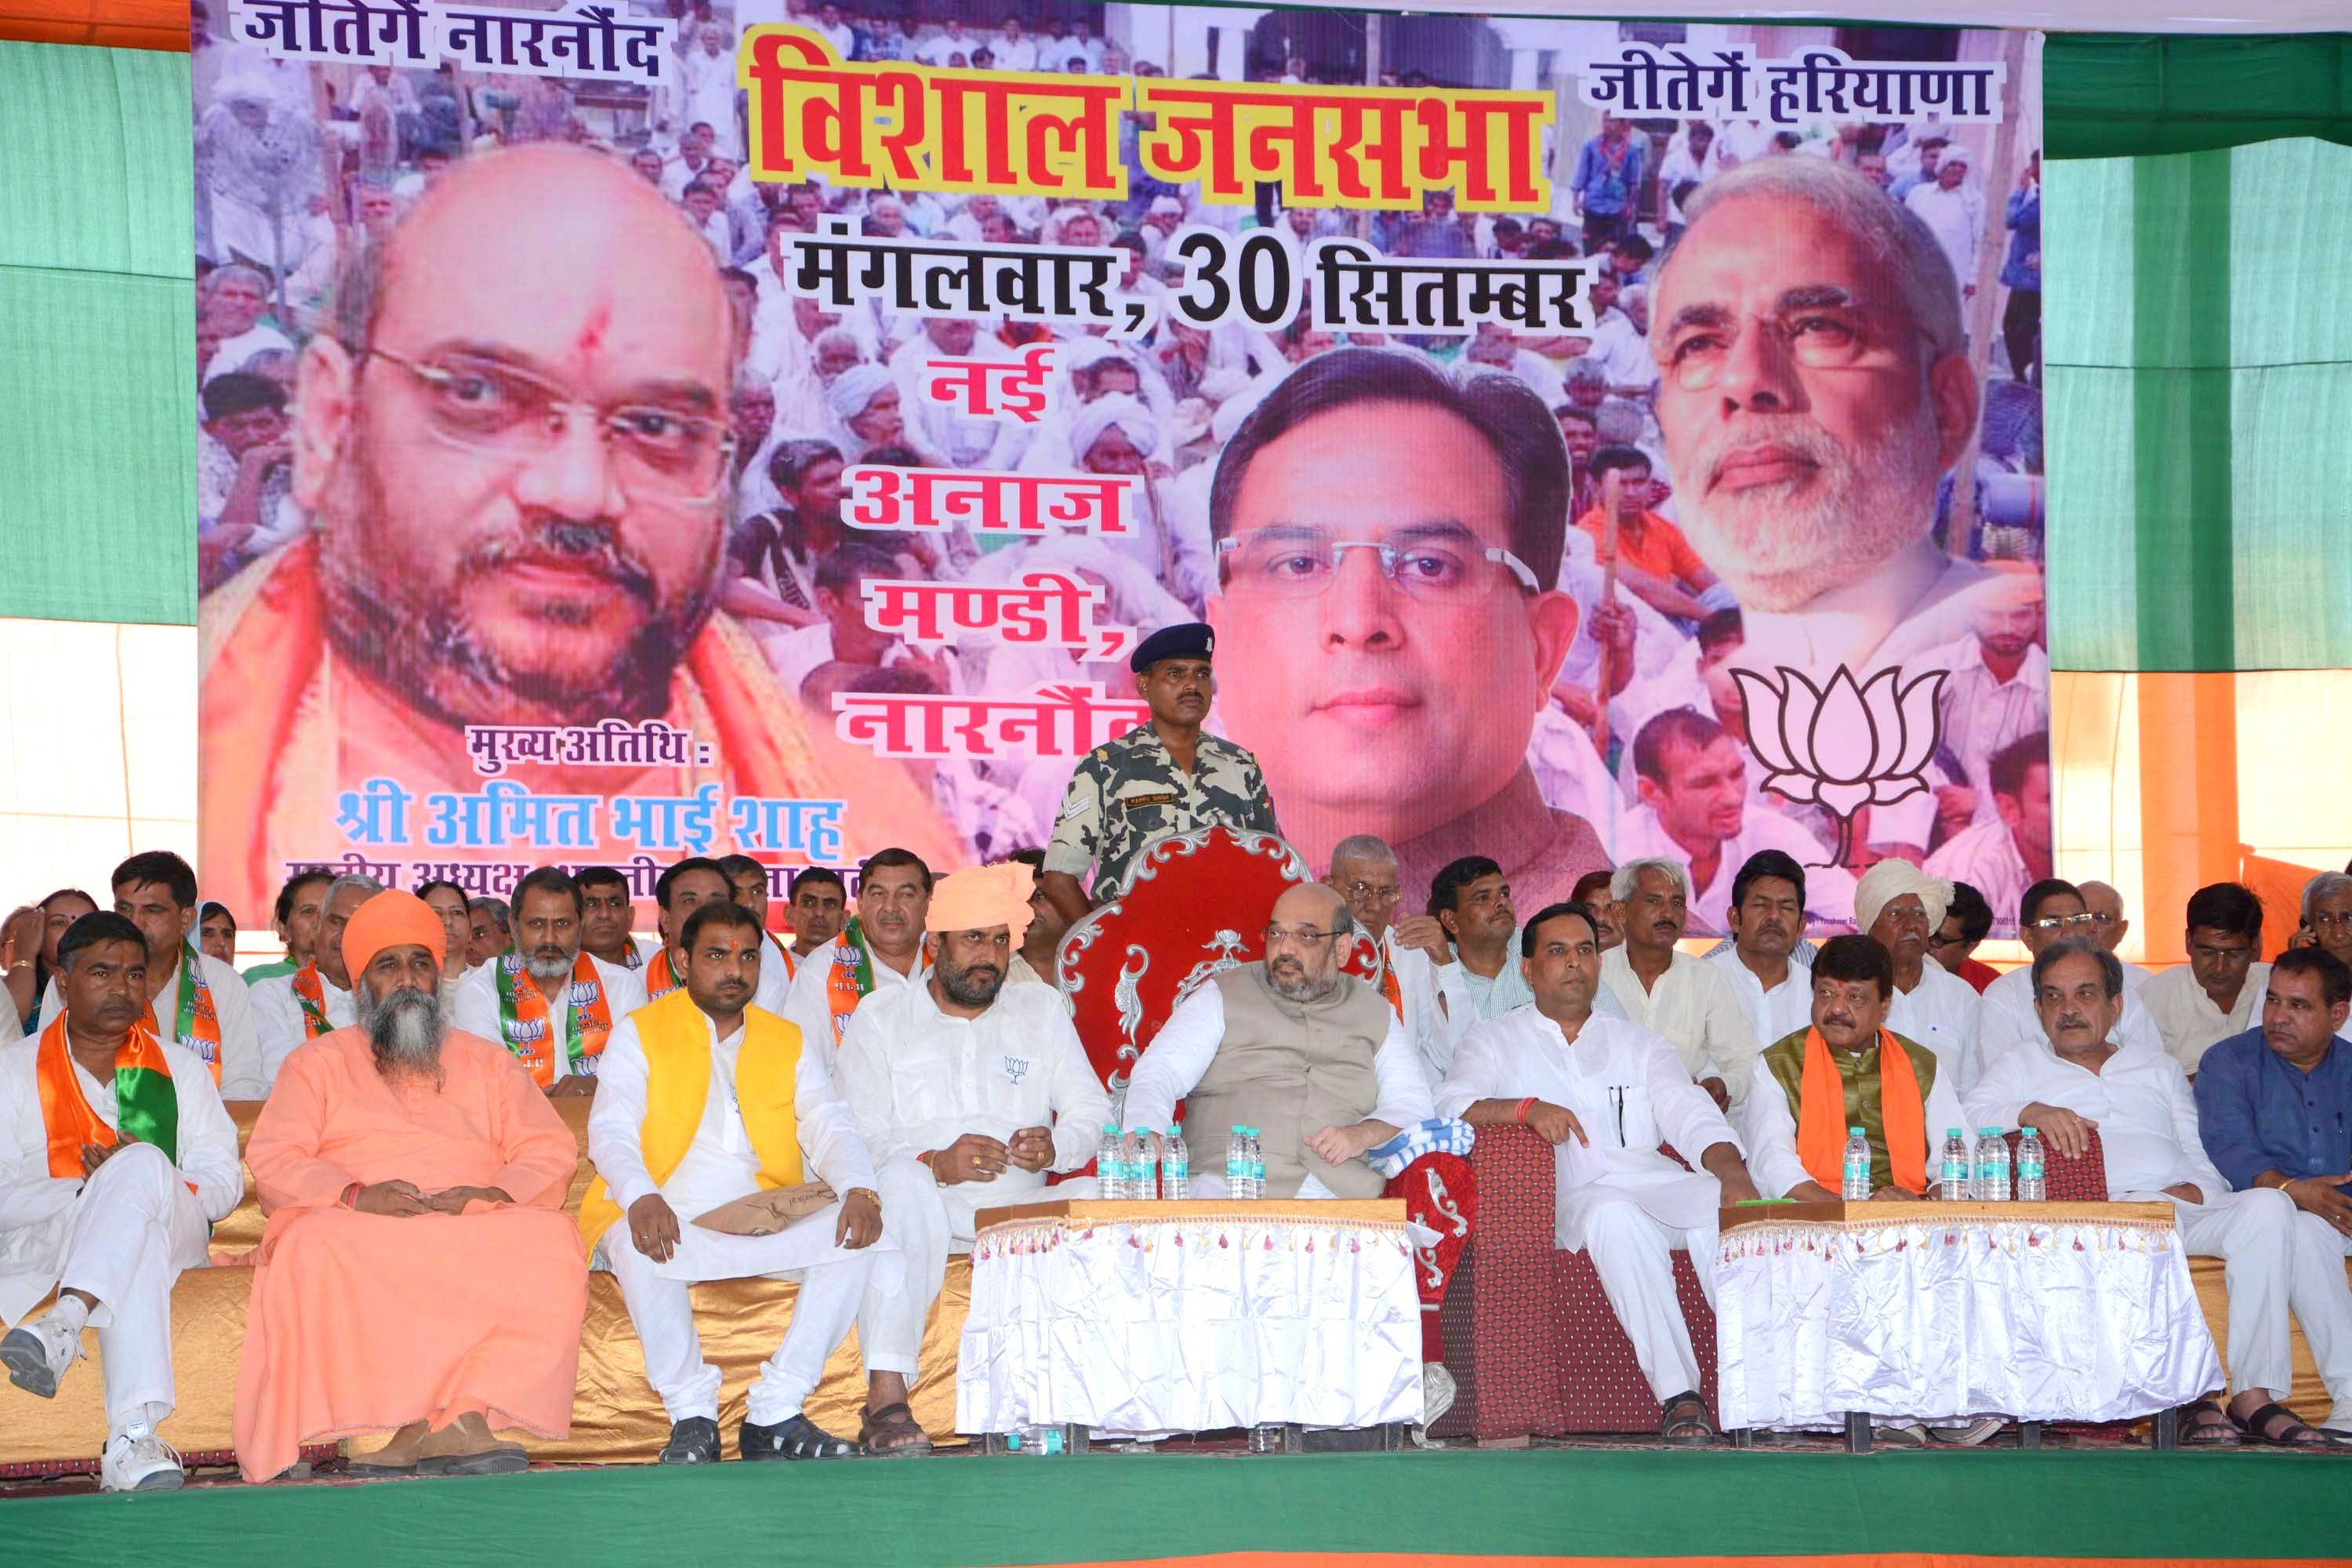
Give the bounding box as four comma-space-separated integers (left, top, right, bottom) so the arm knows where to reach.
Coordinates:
198, 144, 958, 916
1202, 347, 1611, 915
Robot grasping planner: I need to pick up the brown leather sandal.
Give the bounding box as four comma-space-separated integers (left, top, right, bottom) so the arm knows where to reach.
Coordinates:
858, 1400, 934, 1457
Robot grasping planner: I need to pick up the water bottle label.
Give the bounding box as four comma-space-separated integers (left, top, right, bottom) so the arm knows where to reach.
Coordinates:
2019, 1158, 2043, 1179
1166, 1157, 1187, 1181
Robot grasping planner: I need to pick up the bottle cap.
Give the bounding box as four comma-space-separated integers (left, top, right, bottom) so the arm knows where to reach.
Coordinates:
1849, 1126, 1865, 1135
1947, 1127, 1963, 1137
1167, 1125, 1181, 1135
2020, 1126, 2038, 1135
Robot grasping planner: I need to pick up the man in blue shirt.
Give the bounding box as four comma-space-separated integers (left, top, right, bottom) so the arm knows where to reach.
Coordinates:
1570, 115, 1648, 252
2194, 946, 2352, 1435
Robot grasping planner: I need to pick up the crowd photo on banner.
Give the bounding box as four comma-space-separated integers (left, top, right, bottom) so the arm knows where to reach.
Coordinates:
27, 0, 2352, 1504
187, 0, 2050, 941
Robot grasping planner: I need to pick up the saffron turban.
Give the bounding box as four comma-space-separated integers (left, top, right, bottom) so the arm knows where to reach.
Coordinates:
342, 888, 447, 977
925, 862, 1036, 946
1853, 858, 1953, 941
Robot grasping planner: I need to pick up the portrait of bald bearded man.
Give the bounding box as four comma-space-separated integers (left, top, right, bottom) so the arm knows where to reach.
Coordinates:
198, 143, 959, 917
1650, 155, 2029, 673
1203, 347, 1609, 914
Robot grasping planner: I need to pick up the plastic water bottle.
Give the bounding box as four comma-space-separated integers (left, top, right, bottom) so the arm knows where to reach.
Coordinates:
1939, 1128, 1972, 1202
1976, 1127, 2012, 1202
1098, 1123, 1127, 1200
2016, 1127, 2047, 1201
1007, 1423, 1065, 1456
1245, 1127, 1267, 1200
1127, 1127, 1159, 1201
1226, 1124, 1249, 1200
1840, 1127, 1872, 1200
1162, 1126, 1189, 1200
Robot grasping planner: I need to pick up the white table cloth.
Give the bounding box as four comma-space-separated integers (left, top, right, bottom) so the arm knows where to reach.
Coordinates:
956, 1200, 1428, 1439
1715, 1202, 2222, 1430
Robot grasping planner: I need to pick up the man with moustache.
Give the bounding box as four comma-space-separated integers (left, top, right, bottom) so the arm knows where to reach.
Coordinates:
1328, 835, 1453, 1082
1040, 623, 1278, 929
588, 900, 890, 1464
646, 858, 789, 1018
1123, 882, 1470, 1404
251, 873, 382, 1086
1971, 940, 2345, 1448
1853, 860, 1984, 1093
1649, 154, 2022, 673
1203, 348, 1607, 915
0, 913, 244, 1491
1980, 880, 2167, 1072
2300, 873, 2352, 971
234, 891, 586, 1482
783, 850, 934, 1055
1704, 850, 1813, 1049
1438, 902, 1760, 1443
1600, 859, 1759, 1110
575, 865, 649, 971
455, 866, 648, 1095
198, 144, 956, 919
835, 862, 1108, 1455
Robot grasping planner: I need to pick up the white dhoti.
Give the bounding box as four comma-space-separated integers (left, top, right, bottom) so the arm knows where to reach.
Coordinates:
46, 1142, 211, 1429
598, 1201, 902, 1427
857, 1156, 1096, 1383
2180, 1188, 2352, 1412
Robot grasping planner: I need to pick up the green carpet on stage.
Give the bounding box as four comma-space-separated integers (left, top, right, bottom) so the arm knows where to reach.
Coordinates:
10, 1450, 2350, 1566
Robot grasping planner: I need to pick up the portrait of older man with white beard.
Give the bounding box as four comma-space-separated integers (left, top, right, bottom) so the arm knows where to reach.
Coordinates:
1650, 155, 2025, 674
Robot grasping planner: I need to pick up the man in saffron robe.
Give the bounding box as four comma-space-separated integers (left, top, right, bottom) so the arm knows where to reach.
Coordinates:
195, 143, 960, 919
234, 890, 586, 1482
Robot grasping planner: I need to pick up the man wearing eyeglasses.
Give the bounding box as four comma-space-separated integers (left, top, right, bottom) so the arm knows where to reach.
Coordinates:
1326, 834, 1452, 1083
1123, 881, 1468, 1416
1979, 878, 2168, 1073
2076, 880, 2154, 993
2140, 884, 2274, 1074
1039, 622, 1279, 927
1649, 154, 2026, 673
198, 144, 959, 920
1201, 347, 1610, 917
2299, 873, 2352, 973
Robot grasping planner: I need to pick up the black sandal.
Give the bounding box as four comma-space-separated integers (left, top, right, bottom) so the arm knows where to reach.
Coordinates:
1661, 1390, 1715, 1446
2177, 1398, 2239, 1446
858, 1400, 935, 1457
741, 1412, 855, 1460
2229, 1399, 2336, 1449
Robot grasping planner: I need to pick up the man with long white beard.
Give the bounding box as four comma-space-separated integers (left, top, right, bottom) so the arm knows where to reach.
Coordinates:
836, 862, 1108, 1456
455, 866, 648, 1095
0, 913, 243, 1490
234, 891, 586, 1483
587, 900, 891, 1464
250, 873, 381, 1087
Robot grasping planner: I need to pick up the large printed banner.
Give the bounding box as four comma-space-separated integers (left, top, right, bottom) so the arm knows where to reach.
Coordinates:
192, 3, 2047, 935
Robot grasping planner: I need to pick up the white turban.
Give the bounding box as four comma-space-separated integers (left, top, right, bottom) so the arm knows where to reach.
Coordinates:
1070, 393, 1159, 463
1853, 858, 1953, 939
825, 362, 894, 422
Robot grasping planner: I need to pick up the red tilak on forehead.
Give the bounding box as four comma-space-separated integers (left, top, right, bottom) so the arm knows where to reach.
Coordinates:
572, 299, 613, 363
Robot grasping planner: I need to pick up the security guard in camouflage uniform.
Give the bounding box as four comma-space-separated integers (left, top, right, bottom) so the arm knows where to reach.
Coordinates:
1040, 622, 1280, 927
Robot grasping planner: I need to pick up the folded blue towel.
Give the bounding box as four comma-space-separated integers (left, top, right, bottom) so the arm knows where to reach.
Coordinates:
1366, 1117, 1475, 1179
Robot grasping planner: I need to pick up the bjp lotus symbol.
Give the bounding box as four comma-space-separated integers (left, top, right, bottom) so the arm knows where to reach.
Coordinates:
1733, 664, 1947, 862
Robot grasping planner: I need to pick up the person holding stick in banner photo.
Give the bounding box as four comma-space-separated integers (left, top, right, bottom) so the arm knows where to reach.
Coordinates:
198, 144, 961, 920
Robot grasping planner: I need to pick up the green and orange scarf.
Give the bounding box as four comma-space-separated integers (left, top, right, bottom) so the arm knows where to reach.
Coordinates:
137, 941, 223, 1087
495, 951, 615, 1087
34, 1012, 180, 1176
822, 919, 877, 1047
289, 960, 336, 1039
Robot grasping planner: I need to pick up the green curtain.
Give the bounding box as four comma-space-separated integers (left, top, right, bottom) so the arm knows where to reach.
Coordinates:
2043, 32, 2352, 160
0, 40, 194, 628
2043, 135, 2352, 673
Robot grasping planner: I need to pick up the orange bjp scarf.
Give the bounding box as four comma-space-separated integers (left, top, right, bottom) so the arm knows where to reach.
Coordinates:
1796, 1025, 1926, 1196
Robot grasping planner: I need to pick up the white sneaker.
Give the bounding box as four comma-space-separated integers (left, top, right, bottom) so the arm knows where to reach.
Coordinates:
1, 1315, 83, 1399
101, 1425, 185, 1493
1928, 1415, 2007, 1447
1871, 1420, 1930, 1447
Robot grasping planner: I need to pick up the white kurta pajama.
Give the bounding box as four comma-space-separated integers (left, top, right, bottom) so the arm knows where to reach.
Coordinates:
1965, 1033, 2345, 1406
834, 980, 1109, 1382
249, 969, 354, 1088
452, 954, 651, 1085
1437, 1011, 1742, 1401
586, 1011, 902, 1428
781, 939, 927, 1063
1601, 948, 1763, 1109
1886, 961, 1985, 1096
0, 1037, 242, 1430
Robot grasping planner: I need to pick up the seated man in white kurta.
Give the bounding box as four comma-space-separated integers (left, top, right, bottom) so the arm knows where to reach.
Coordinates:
1437, 899, 1759, 1444
0, 913, 243, 1491
250, 873, 379, 1087
584, 901, 894, 1465
1123, 883, 1434, 1203
454, 867, 648, 1096
835, 862, 1108, 1457
1966, 938, 2349, 1450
